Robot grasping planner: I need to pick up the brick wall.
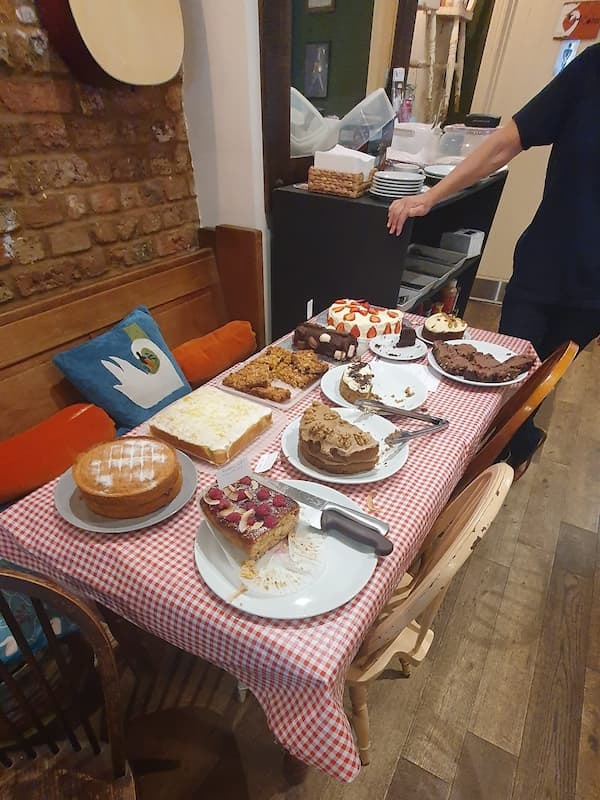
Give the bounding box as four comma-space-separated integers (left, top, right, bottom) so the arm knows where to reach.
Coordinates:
0, 0, 200, 308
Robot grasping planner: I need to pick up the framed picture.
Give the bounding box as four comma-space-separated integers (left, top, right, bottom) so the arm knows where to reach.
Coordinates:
306, 0, 335, 11
304, 42, 330, 99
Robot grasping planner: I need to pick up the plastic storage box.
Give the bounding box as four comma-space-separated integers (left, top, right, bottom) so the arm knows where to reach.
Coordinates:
338, 89, 395, 160
290, 88, 340, 157
437, 124, 496, 162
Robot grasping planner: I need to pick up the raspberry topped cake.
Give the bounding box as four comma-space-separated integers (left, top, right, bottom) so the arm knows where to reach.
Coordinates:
327, 299, 402, 339
199, 477, 299, 560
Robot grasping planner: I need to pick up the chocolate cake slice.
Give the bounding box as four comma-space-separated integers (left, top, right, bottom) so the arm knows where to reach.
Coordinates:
395, 321, 416, 348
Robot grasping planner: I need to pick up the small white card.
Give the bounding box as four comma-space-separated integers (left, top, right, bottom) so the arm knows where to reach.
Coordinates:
216, 457, 250, 488
254, 452, 278, 473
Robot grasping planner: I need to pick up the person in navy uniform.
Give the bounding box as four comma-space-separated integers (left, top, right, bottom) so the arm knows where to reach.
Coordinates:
387, 44, 600, 478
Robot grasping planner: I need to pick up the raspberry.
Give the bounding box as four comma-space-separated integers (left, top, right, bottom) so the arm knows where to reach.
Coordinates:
217, 500, 232, 511
238, 476, 252, 485
272, 494, 287, 508
237, 490, 249, 501
207, 487, 223, 500
255, 503, 271, 517
263, 515, 278, 529
225, 512, 241, 524
256, 488, 270, 501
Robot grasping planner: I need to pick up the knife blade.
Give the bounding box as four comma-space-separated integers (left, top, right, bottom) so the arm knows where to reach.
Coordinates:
252, 473, 392, 557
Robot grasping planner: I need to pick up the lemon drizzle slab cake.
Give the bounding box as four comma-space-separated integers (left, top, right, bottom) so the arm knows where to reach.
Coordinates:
72, 437, 183, 519
149, 386, 272, 465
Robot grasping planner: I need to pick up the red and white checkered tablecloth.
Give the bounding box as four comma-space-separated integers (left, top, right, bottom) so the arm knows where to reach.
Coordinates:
0, 321, 536, 782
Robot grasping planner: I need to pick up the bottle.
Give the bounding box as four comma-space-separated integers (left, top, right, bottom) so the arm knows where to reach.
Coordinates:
441, 280, 458, 314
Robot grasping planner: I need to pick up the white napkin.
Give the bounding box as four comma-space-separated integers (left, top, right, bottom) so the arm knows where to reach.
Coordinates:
314, 144, 375, 179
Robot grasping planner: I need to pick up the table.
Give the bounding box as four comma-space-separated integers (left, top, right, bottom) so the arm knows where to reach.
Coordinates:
0, 322, 536, 782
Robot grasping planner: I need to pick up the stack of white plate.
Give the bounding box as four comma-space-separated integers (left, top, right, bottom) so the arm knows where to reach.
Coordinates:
370, 170, 425, 199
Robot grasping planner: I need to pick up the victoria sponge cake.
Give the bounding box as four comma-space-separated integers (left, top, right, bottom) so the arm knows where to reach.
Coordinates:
149, 386, 272, 465
72, 437, 182, 519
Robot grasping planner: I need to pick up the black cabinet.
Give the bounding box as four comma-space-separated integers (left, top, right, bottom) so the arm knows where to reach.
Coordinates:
270, 172, 507, 340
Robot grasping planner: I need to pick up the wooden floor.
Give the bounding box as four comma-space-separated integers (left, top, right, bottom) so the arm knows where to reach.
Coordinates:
123, 301, 600, 800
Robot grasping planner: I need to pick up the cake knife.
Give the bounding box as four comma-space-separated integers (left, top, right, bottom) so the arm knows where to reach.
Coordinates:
251, 473, 392, 557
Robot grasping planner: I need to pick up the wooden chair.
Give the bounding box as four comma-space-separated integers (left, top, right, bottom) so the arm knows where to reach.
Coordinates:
452, 340, 578, 496
0, 568, 136, 799
346, 463, 514, 765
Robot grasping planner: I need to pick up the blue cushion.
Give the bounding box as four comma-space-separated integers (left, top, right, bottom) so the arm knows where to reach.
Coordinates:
53, 306, 191, 429
0, 561, 79, 667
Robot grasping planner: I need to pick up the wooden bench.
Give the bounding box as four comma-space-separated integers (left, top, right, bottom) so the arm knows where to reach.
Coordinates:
0, 225, 264, 441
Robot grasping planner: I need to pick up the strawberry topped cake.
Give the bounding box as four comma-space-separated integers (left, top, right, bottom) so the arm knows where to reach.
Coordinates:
327, 299, 402, 339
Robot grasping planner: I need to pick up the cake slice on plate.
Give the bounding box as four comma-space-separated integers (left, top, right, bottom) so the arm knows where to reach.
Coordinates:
339, 361, 376, 405
199, 476, 299, 560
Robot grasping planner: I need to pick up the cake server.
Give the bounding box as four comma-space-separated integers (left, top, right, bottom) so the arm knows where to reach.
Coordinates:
251, 474, 392, 557
356, 398, 448, 427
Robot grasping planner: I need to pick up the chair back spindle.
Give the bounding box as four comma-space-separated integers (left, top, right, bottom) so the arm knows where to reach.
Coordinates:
0, 569, 127, 781
454, 340, 578, 494
359, 463, 514, 660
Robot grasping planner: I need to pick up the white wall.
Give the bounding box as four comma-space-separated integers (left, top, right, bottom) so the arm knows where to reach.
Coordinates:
472, 0, 596, 281
180, 0, 265, 230
179, 0, 271, 335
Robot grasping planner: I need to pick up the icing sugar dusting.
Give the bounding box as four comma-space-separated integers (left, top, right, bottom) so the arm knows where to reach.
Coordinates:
89, 440, 169, 490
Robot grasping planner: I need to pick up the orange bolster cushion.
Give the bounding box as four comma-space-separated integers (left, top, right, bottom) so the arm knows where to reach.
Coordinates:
172, 320, 257, 387
0, 404, 116, 504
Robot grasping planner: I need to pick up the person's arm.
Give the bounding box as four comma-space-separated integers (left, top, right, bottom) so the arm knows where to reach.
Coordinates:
387, 120, 523, 235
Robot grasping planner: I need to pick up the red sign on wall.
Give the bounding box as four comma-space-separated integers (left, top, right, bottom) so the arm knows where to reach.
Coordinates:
554, 1, 600, 39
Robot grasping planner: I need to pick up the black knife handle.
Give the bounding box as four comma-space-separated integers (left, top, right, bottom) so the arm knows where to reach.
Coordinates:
321, 507, 393, 557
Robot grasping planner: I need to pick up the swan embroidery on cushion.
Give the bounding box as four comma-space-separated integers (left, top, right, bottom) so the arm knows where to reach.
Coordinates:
101, 322, 184, 409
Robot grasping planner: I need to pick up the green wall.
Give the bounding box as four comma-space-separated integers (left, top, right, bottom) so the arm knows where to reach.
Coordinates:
291, 0, 375, 118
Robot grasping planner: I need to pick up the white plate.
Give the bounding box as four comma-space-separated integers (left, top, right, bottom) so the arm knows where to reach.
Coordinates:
424, 164, 455, 180
371, 188, 422, 196
281, 407, 409, 485
369, 334, 428, 362
54, 451, 198, 533
321, 361, 428, 410
427, 339, 532, 387
415, 324, 470, 345
374, 170, 423, 181
373, 178, 424, 186
194, 480, 378, 619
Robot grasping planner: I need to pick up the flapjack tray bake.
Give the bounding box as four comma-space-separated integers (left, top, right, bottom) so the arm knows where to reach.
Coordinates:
222, 346, 328, 402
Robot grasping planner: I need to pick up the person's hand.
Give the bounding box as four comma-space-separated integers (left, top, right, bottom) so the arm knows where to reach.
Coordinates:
387, 193, 434, 236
